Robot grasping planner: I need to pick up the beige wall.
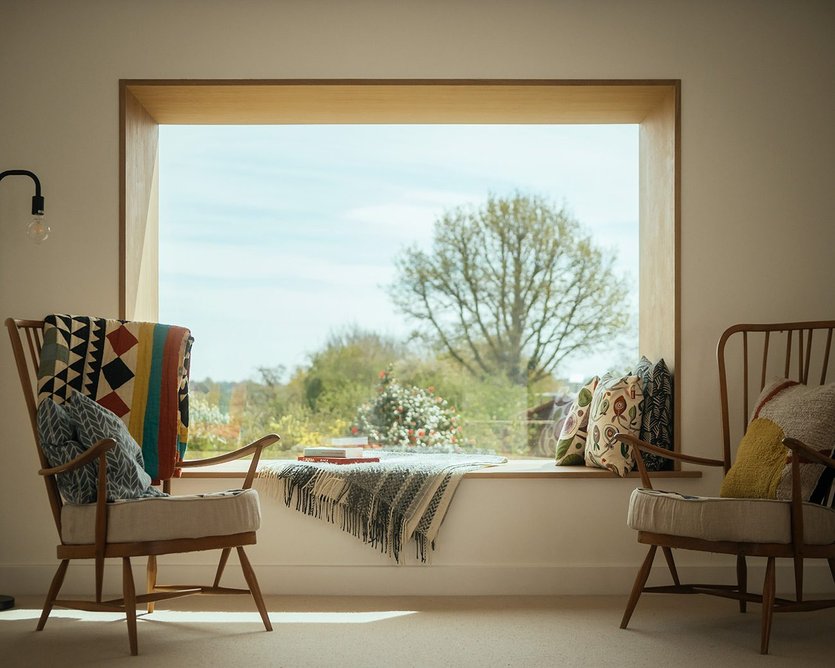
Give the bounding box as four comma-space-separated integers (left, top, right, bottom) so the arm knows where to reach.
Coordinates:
2, 1, 834, 596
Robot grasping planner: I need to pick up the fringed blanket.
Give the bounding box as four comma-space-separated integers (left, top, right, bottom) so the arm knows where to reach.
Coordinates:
257, 453, 506, 563
36, 314, 193, 481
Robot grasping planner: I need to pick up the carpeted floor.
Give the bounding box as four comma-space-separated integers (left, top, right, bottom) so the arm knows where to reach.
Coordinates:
0, 594, 830, 667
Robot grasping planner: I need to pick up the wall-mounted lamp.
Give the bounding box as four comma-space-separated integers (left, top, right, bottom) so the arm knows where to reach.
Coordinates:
0, 169, 50, 243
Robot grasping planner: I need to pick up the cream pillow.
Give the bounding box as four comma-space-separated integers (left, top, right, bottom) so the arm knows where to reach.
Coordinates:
555, 376, 600, 465
720, 379, 835, 501
585, 374, 644, 476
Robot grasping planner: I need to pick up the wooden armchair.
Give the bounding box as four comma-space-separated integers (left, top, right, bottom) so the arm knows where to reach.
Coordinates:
6, 317, 280, 655
618, 321, 835, 654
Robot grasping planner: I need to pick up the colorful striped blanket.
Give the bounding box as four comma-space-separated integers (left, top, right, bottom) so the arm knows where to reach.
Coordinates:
36, 314, 193, 481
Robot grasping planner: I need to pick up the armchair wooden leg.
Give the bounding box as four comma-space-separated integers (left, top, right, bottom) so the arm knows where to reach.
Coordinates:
662, 547, 680, 586
621, 545, 657, 630
213, 548, 232, 588
736, 554, 747, 613
793, 554, 803, 603
123, 557, 138, 656
146, 555, 158, 613
236, 547, 272, 632
37, 560, 69, 631
95, 554, 105, 603
760, 557, 776, 655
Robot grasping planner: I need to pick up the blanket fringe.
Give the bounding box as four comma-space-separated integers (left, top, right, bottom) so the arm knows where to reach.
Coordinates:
257, 455, 505, 563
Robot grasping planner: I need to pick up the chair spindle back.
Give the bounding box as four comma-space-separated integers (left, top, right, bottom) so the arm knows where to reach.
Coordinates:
5, 318, 65, 532
717, 321, 835, 478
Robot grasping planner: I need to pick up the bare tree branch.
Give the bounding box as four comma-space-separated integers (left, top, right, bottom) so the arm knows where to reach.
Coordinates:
388, 193, 631, 384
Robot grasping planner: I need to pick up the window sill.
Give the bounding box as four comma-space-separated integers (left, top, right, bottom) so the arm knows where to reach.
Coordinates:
179, 459, 702, 480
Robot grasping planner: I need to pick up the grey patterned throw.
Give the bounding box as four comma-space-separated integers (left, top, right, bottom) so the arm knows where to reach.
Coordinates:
257, 453, 505, 563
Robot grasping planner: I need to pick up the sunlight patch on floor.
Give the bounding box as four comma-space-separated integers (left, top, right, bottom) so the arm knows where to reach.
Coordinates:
0, 608, 418, 624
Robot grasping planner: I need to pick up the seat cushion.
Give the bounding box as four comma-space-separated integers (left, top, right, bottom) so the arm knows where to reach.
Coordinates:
61, 489, 260, 545
627, 488, 835, 545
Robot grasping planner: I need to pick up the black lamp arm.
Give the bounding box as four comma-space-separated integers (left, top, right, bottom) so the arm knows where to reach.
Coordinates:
0, 169, 44, 214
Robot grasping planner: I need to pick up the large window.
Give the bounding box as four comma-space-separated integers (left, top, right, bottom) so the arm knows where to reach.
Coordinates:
159, 124, 638, 459
121, 81, 679, 463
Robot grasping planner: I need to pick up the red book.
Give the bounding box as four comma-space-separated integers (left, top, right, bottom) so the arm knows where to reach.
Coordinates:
297, 456, 380, 465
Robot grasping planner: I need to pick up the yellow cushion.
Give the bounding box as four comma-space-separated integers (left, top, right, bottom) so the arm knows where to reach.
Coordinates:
720, 418, 785, 499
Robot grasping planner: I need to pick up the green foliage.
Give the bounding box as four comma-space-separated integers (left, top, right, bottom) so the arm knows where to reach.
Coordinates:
353, 367, 461, 449
295, 327, 405, 418
184, 193, 632, 459
388, 192, 631, 385
187, 338, 572, 458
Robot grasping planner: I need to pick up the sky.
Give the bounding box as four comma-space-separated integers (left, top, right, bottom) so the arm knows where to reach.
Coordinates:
159, 124, 638, 383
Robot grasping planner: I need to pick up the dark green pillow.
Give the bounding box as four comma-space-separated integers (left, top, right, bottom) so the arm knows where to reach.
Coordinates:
632, 357, 674, 471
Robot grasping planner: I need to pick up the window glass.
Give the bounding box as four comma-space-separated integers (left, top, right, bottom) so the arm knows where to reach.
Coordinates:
159, 124, 638, 459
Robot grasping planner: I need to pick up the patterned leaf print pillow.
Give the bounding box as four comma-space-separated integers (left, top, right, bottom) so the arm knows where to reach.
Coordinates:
632, 357, 674, 472
633, 356, 653, 438
645, 359, 674, 470
585, 375, 644, 476
37, 399, 98, 504
68, 392, 166, 501
555, 376, 600, 465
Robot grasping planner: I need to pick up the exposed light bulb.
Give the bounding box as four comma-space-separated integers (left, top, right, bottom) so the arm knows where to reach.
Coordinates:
27, 214, 50, 244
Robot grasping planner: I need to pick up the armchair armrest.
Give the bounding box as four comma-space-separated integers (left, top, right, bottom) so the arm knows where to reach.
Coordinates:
179, 433, 280, 489
782, 437, 835, 470
39, 438, 112, 595
615, 433, 725, 488
179, 434, 280, 467
38, 438, 116, 476
781, 437, 835, 552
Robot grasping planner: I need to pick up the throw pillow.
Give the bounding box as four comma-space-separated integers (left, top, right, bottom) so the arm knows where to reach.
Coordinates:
535, 398, 573, 458
637, 358, 674, 472
720, 379, 835, 501
37, 400, 97, 504
555, 376, 600, 465
585, 374, 644, 476
633, 355, 653, 438
68, 392, 165, 501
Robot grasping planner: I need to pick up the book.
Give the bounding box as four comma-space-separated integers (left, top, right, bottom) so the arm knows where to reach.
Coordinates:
328, 437, 369, 447
297, 456, 380, 465
303, 446, 367, 458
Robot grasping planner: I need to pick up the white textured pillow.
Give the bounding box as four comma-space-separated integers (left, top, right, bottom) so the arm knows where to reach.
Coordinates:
585, 374, 643, 476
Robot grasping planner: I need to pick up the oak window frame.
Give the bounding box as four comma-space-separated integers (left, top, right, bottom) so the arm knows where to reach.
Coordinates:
119, 79, 681, 463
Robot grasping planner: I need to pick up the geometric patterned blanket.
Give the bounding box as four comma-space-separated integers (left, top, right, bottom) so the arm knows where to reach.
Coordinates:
36, 314, 193, 481
257, 453, 505, 563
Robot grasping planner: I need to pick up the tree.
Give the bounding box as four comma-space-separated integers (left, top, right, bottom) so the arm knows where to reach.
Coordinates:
295, 327, 405, 416
389, 193, 631, 385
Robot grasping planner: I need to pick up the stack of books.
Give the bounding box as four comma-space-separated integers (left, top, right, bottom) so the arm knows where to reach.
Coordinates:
298, 438, 379, 464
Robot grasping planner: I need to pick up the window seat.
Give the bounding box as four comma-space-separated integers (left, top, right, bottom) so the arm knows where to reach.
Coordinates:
179, 459, 701, 480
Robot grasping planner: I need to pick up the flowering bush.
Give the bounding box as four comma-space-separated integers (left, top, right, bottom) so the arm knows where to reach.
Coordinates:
188, 395, 239, 451
353, 367, 461, 448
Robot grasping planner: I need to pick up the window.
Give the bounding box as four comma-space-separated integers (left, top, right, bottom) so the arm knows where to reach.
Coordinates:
121, 81, 679, 462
